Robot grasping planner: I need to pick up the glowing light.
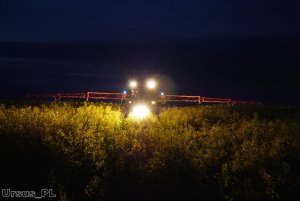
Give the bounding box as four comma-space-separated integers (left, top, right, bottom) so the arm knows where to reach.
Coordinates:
160, 92, 164, 96
128, 101, 132, 104
123, 90, 127, 94
129, 80, 138, 88
151, 101, 156, 104
131, 104, 150, 119
146, 80, 156, 89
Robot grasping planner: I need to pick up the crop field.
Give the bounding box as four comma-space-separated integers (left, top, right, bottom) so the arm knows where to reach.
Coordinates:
0, 102, 299, 201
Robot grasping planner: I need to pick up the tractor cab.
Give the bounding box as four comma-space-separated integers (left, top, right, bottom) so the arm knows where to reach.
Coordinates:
125, 79, 160, 117
127, 79, 158, 105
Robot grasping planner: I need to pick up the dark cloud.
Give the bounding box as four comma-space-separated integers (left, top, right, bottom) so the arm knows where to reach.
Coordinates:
0, 39, 299, 104
0, 0, 299, 42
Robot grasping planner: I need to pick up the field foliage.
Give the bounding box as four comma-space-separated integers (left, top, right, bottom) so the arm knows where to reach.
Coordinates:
0, 102, 299, 201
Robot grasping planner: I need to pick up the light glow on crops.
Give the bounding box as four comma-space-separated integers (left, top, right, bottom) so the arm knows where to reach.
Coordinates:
130, 104, 150, 119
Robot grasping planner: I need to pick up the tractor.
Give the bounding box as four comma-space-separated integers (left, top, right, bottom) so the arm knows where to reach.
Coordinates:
27, 77, 261, 119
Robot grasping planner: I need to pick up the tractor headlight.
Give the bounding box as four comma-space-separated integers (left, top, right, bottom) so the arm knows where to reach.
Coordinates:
130, 104, 150, 119
146, 80, 156, 89
129, 80, 138, 88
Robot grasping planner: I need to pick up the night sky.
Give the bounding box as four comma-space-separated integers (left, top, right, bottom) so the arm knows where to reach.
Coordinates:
0, 0, 299, 105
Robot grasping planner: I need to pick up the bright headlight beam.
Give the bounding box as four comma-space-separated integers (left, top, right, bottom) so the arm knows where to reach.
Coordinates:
129, 80, 138, 88
131, 104, 150, 119
146, 80, 156, 89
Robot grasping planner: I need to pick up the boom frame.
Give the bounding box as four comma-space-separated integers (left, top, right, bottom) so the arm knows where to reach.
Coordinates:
27, 92, 261, 105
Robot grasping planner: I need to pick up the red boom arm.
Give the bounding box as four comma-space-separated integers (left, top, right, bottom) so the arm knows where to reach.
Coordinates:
159, 95, 261, 105
27, 92, 128, 101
